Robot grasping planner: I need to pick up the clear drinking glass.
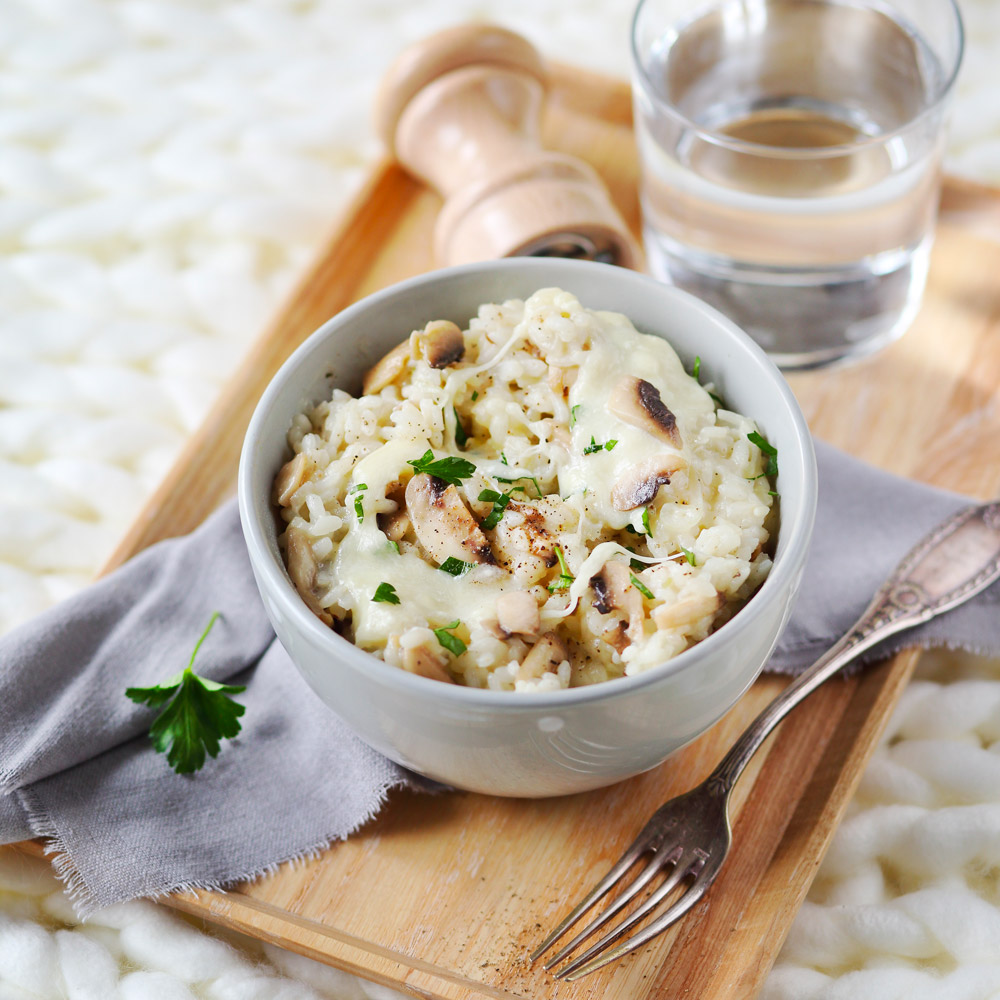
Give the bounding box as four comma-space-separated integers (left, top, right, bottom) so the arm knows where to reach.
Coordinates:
630, 0, 964, 369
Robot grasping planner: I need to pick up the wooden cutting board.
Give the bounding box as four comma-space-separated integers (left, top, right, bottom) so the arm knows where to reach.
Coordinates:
19, 65, 1000, 999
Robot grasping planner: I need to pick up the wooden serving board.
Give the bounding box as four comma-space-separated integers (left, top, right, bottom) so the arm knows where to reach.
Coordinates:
19, 66, 1000, 999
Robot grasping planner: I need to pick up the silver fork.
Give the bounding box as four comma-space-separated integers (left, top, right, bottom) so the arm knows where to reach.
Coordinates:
531, 500, 1000, 980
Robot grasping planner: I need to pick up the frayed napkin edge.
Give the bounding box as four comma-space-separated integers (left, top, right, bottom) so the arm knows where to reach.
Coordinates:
16, 775, 420, 920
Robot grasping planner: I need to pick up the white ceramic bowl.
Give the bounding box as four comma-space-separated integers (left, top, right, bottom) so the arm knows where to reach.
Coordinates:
239, 258, 817, 797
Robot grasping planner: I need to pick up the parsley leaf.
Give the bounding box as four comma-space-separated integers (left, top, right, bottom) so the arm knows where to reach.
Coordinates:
547, 545, 575, 592
387, 540, 401, 554
570, 404, 581, 426
372, 582, 400, 604
125, 612, 245, 775
349, 482, 367, 522
679, 546, 697, 566
439, 556, 473, 576
692, 355, 701, 381
452, 406, 468, 448
641, 507, 651, 536
471, 390, 479, 401
479, 488, 513, 529
434, 620, 467, 656
583, 436, 618, 455
496, 474, 542, 499
407, 449, 476, 485
630, 573, 655, 600
747, 431, 778, 478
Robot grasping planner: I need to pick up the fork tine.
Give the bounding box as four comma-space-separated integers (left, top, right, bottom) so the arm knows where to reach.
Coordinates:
541, 845, 683, 970
562, 867, 715, 980
554, 850, 708, 979
529, 821, 661, 963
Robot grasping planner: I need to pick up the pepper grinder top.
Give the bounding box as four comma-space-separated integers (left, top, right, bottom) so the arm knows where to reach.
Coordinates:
375, 25, 640, 269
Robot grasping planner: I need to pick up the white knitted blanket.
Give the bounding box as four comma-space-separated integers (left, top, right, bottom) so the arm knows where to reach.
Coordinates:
1, 0, 999, 996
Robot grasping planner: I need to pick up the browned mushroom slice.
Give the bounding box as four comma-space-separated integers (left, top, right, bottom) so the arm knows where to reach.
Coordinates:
401, 644, 454, 683
520, 631, 569, 679
272, 452, 314, 507
496, 590, 541, 637
405, 472, 495, 566
377, 481, 411, 542
611, 454, 686, 512
362, 339, 411, 395
609, 376, 682, 448
589, 561, 644, 642
285, 525, 333, 626
411, 319, 465, 369
489, 497, 573, 585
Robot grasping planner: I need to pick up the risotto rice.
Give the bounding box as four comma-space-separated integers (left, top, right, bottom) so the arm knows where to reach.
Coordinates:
273, 288, 776, 691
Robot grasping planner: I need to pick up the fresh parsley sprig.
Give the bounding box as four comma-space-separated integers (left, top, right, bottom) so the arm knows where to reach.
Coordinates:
349, 482, 367, 522
434, 620, 467, 656
495, 474, 543, 498
407, 449, 476, 485
452, 406, 468, 448
747, 431, 778, 478
439, 556, 473, 576
479, 488, 515, 529
547, 545, 575, 592
372, 582, 400, 604
125, 612, 245, 775
583, 436, 618, 455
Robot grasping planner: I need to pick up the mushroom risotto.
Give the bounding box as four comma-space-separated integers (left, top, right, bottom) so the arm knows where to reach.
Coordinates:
273, 288, 776, 691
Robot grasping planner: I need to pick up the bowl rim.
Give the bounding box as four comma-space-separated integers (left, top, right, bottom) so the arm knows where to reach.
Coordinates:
239, 257, 818, 711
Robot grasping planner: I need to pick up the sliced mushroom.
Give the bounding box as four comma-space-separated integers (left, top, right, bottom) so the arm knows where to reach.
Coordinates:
520, 631, 569, 679
411, 319, 465, 369
611, 454, 686, 512
496, 590, 541, 637
272, 452, 314, 507
490, 496, 574, 585
401, 644, 454, 684
609, 376, 682, 448
378, 481, 411, 542
285, 525, 333, 626
654, 592, 722, 630
405, 473, 495, 566
590, 561, 644, 642
362, 339, 411, 395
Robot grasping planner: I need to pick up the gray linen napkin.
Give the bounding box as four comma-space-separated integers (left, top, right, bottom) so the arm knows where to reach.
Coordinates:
1, 440, 997, 915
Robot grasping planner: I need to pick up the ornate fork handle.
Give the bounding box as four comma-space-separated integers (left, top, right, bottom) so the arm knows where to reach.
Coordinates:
709, 501, 1000, 798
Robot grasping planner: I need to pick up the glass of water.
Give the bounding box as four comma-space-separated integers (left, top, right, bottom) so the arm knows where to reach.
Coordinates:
630, 0, 964, 369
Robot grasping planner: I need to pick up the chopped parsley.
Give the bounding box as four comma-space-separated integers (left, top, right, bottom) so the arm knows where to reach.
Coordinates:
630, 574, 655, 600
625, 546, 645, 572
433, 620, 467, 656
641, 507, 651, 536
452, 406, 468, 448
479, 488, 513, 530
747, 431, 778, 478
583, 436, 618, 455
125, 612, 245, 775
471, 390, 479, 401
349, 482, 367, 522
709, 390, 724, 407
547, 545, 575, 592
679, 546, 697, 566
387, 540, 400, 554
372, 582, 400, 604
570, 404, 581, 426
496, 473, 543, 498
500, 452, 508, 465
692, 355, 701, 380
407, 449, 476, 486
439, 556, 473, 576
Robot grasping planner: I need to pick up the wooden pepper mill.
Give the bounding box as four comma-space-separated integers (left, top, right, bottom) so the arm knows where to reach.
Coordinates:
375, 25, 640, 269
